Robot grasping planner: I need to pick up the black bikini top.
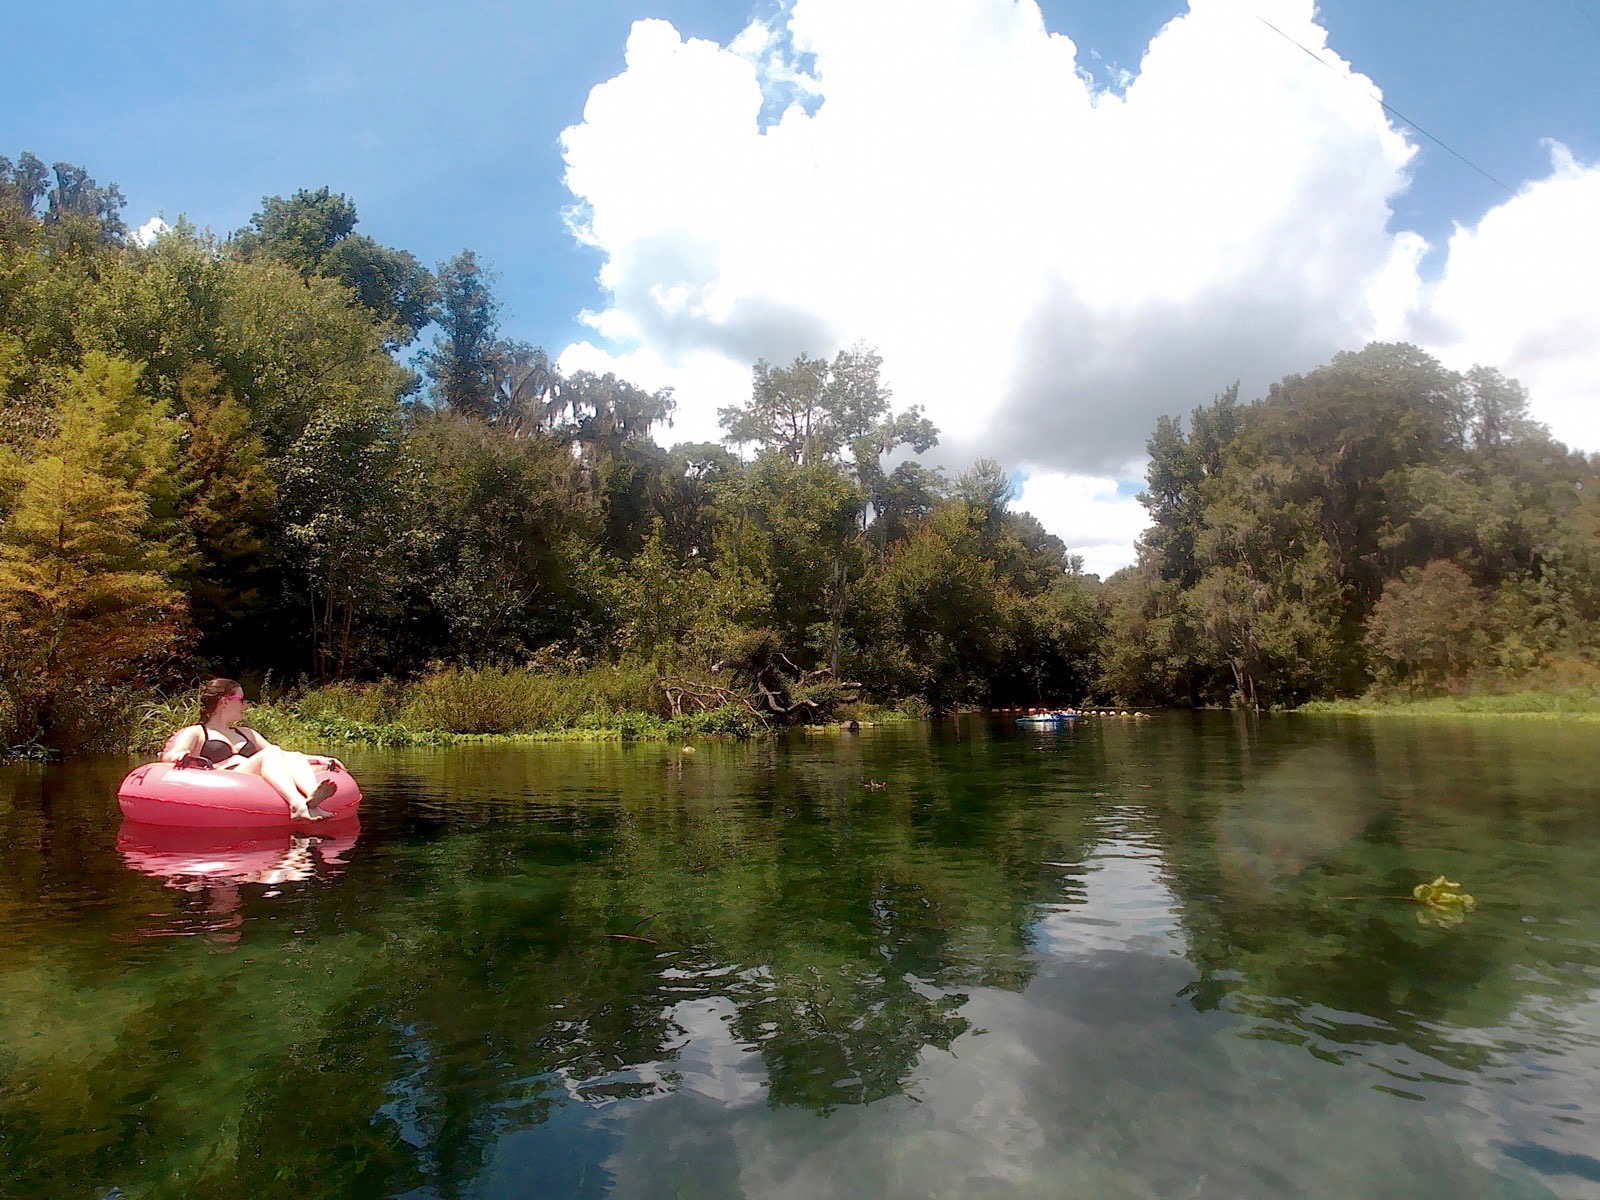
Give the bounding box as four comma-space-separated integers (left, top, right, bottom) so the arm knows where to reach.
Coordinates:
195, 725, 262, 764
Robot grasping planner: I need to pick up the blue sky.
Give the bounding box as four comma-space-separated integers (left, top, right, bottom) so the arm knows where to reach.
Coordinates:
7, 0, 1599, 572
8, 0, 1592, 351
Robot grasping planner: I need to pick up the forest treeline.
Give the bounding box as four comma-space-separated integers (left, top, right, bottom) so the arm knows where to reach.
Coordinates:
2, 153, 1597, 752
1104, 354, 1600, 708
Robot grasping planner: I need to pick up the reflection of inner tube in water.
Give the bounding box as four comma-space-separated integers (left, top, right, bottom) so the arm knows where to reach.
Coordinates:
116, 819, 361, 888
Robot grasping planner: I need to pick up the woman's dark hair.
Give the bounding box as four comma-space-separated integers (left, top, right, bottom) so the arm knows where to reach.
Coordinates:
197, 678, 243, 724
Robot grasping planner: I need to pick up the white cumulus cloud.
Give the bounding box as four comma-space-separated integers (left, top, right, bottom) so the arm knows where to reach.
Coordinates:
556, 0, 1599, 574
132, 216, 170, 247
1417, 142, 1600, 451
1014, 469, 1150, 580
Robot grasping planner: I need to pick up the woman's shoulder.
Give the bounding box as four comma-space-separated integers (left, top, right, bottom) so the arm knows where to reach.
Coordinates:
163, 725, 204, 760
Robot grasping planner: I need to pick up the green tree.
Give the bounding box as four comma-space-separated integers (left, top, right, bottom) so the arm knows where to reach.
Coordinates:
1185, 457, 1346, 706
953, 457, 1014, 543
864, 460, 945, 562
1363, 560, 1491, 693
488, 342, 563, 433
608, 520, 762, 662
1465, 365, 1542, 452
1258, 343, 1468, 607
720, 353, 831, 462
213, 254, 414, 455
872, 500, 1006, 710
0, 154, 126, 251
0, 154, 51, 219
713, 453, 864, 670
408, 413, 605, 663
1009, 566, 1106, 703
43, 160, 127, 248
424, 250, 501, 416
717, 348, 937, 675
719, 345, 932, 470
176, 363, 278, 663
279, 398, 416, 677
1139, 384, 1241, 586
1097, 564, 1206, 705
1110, 345, 1589, 706
0, 353, 186, 746
1187, 548, 1342, 708
76, 219, 229, 404
653, 441, 739, 562
232, 187, 436, 344
561, 370, 677, 558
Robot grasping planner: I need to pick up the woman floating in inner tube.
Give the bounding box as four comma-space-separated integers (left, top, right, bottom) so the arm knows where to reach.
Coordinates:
163, 678, 339, 821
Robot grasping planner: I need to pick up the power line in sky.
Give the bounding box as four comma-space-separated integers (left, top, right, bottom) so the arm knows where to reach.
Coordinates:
1254, 14, 1519, 199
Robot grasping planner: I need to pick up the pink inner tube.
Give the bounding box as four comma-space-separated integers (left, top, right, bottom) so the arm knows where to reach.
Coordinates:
117, 760, 362, 828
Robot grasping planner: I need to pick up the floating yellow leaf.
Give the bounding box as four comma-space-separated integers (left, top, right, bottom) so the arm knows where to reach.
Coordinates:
1412, 876, 1476, 913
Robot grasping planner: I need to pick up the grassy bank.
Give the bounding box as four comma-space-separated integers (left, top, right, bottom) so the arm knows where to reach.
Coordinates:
119, 664, 917, 757
131, 670, 759, 756
1298, 686, 1600, 721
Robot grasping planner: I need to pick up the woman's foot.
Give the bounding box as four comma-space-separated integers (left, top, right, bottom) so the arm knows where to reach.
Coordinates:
295, 778, 337, 820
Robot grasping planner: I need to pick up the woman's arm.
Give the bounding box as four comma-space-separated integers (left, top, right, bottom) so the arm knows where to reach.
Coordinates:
241, 726, 280, 753
162, 726, 204, 763
240, 726, 340, 768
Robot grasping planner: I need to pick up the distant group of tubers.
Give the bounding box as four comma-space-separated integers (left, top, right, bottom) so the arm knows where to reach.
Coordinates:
998, 708, 1153, 719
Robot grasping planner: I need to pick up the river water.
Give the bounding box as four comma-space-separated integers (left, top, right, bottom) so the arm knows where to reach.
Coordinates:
1, 714, 1597, 1199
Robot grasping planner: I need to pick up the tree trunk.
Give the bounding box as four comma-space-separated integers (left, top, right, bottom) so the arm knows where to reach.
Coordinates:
828, 554, 846, 677
308, 589, 321, 680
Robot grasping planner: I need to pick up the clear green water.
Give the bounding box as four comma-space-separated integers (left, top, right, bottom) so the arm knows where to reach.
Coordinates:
2, 714, 1597, 1199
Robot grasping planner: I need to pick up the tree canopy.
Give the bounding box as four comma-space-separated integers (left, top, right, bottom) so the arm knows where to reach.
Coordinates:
3, 150, 1596, 751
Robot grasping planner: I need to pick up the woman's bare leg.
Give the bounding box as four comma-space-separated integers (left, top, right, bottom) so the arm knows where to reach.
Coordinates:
232, 749, 316, 819
277, 750, 320, 796
285, 751, 337, 813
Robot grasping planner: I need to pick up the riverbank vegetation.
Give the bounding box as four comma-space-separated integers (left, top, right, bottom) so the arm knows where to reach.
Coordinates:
1298, 660, 1600, 719
130, 660, 927, 752
4, 153, 1599, 756
1100, 357, 1600, 710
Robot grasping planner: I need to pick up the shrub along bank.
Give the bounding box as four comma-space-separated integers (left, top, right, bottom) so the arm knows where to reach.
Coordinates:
1296, 659, 1600, 720
123, 662, 908, 756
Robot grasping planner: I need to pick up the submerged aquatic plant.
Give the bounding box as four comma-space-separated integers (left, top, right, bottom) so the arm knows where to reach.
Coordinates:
1329, 875, 1478, 928
1412, 876, 1476, 910
1412, 876, 1476, 928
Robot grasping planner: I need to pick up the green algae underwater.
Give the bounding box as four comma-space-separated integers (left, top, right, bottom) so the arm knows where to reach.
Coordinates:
1, 713, 1597, 1199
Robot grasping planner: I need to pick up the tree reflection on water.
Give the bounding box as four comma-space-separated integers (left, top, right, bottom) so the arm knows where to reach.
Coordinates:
0, 717, 1597, 1198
